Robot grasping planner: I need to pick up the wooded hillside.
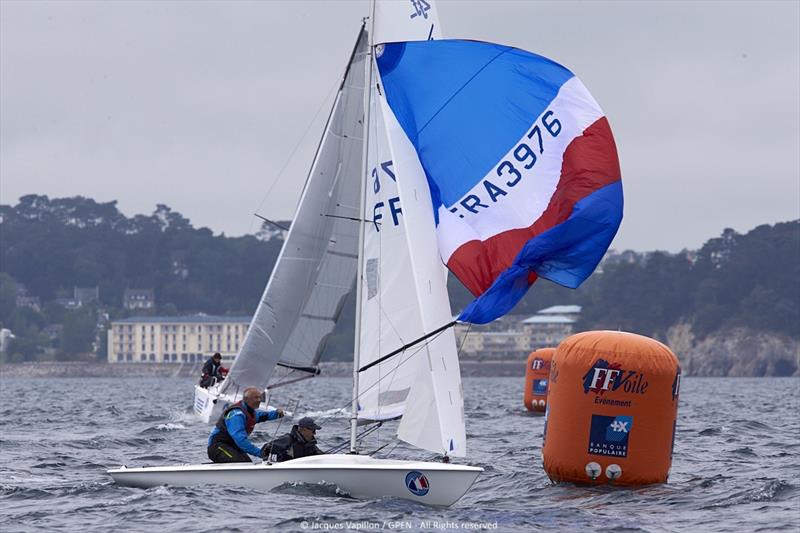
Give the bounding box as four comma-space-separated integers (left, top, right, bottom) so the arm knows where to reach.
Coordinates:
1, 194, 797, 363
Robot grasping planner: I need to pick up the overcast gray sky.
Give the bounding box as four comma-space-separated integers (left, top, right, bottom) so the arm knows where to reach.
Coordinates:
1, 0, 798, 252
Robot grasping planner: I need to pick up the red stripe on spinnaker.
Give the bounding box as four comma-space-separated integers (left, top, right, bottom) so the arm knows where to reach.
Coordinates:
447, 117, 621, 296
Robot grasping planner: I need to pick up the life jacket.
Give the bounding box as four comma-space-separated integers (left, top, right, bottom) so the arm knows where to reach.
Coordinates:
269, 426, 322, 462
209, 401, 257, 450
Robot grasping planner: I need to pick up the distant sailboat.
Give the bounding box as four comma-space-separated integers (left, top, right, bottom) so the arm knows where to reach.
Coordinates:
111, 0, 621, 506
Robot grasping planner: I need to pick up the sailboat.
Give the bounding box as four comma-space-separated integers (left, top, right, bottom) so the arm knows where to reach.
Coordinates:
190, 2, 452, 426
109, 0, 622, 507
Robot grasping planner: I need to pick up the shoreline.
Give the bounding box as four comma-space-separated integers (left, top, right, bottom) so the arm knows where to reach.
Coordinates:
2, 361, 798, 379
0, 360, 528, 379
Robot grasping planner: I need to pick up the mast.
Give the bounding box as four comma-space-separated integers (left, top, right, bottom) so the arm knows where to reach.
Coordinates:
350, 0, 376, 454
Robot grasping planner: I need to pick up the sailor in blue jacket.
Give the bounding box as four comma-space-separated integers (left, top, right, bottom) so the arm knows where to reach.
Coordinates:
207, 387, 284, 463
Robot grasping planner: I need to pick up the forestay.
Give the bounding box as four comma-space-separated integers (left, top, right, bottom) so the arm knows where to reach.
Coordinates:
223, 29, 368, 393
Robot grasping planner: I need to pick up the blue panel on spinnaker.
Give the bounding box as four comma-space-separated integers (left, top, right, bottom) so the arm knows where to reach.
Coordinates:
457, 181, 623, 324
377, 40, 574, 207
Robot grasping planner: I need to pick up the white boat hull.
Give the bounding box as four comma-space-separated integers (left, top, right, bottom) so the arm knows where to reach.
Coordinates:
108, 454, 481, 507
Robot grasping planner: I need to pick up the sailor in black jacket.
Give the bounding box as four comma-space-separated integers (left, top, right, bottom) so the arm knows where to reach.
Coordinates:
262, 417, 323, 462
199, 352, 227, 388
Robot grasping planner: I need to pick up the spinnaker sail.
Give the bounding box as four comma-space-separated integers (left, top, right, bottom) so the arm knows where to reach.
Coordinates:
376, 40, 623, 325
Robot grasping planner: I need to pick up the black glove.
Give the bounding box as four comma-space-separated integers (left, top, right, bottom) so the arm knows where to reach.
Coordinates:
260, 443, 272, 459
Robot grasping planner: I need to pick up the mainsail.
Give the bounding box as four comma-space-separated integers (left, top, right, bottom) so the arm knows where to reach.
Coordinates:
223, 29, 368, 392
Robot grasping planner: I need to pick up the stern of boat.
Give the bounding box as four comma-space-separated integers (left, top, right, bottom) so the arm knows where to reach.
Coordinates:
193, 385, 222, 424
269, 455, 482, 507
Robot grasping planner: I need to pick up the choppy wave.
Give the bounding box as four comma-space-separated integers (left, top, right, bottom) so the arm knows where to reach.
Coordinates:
271, 480, 352, 499
141, 423, 187, 433
0, 376, 798, 532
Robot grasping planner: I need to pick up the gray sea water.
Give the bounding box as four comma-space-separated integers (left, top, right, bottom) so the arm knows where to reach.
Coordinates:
0, 376, 798, 532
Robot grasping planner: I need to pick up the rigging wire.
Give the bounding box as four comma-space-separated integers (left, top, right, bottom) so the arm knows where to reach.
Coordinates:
250, 78, 341, 235
372, 438, 402, 459
263, 397, 301, 464
366, 439, 395, 457
296, 349, 426, 449
456, 321, 472, 357
324, 421, 383, 454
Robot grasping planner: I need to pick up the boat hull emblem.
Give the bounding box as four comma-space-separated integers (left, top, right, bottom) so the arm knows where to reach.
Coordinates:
405, 471, 430, 496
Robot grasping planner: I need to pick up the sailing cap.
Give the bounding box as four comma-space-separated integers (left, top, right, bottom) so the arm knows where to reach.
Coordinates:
297, 417, 321, 430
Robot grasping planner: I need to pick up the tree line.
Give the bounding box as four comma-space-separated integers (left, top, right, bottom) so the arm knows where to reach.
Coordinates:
0, 195, 282, 361
576, 223, 799, 339
0, 194, 797, 362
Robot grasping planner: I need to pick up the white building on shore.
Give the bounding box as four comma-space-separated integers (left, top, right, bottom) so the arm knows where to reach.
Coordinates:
107, 315, 250, 364
123, 289, 155, 310
454, 305, 581, 359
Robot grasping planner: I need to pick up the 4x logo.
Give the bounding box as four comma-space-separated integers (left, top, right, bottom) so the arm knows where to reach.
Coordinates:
609, 419, 629, 433
582, 359, 649, 395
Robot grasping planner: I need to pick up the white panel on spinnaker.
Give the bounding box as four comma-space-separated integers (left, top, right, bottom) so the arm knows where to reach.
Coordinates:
356, 1, 445, 423
224, 29, 368, 392
377, 92, 466, 457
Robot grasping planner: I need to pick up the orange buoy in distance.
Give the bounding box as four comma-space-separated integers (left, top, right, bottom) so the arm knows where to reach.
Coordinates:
524, 348, 554, 412
542, 331, 681, 486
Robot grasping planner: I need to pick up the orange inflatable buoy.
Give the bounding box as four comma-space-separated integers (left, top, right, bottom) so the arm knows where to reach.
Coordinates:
542, 331, 681, 486
524, 348, 554, 412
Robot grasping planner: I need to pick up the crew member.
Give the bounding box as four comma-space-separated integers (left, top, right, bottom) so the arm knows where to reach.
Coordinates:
199, 352, 228, 388
262, 417, 324, 462
207, 387, 284, 463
